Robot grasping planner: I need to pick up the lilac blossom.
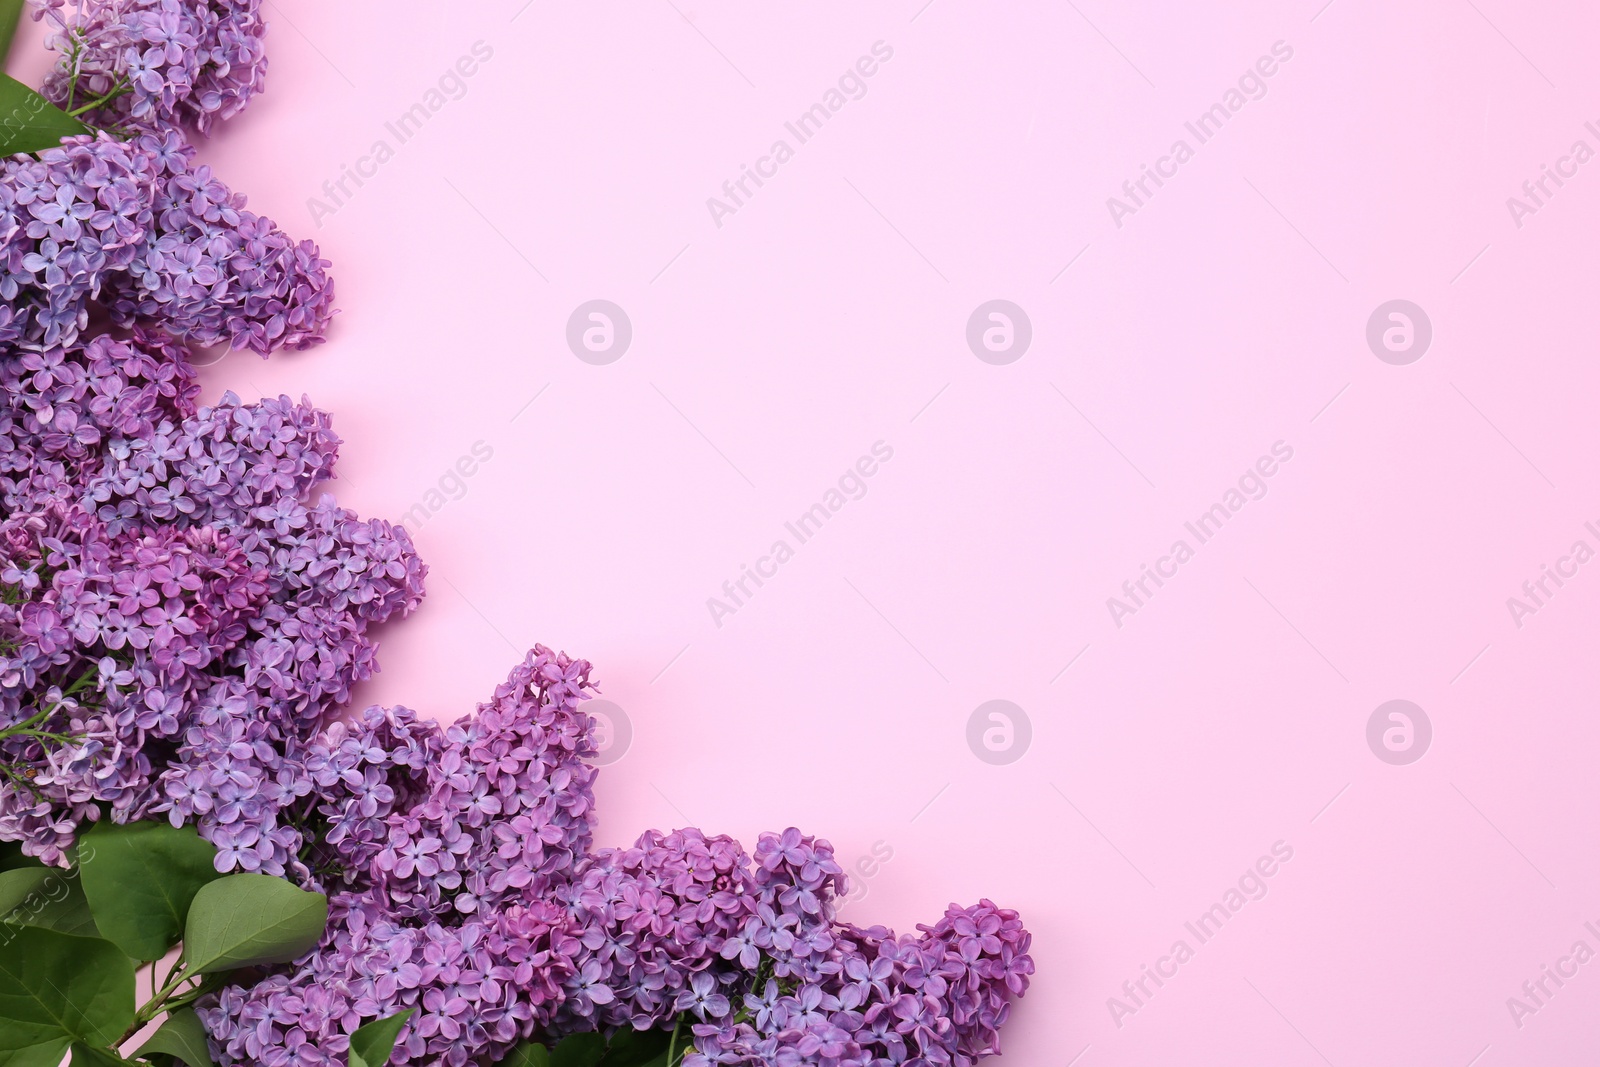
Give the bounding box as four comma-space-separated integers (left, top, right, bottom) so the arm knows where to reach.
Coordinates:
193, 656, 1032, 1067
35, 0, 269, 136
102, 132, 336, 354
0, 328, 423, 870
0, 130, 333, 354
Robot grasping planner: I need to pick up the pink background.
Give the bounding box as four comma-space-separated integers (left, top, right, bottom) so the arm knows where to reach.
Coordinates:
22, 0, 1600, 1062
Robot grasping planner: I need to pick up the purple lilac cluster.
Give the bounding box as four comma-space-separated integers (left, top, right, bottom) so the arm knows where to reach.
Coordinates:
367, 649, 598, 922
0, 326, 424, 869
7, 0, 331, 355
0, 132, 334, 354
35, 0, 268, 136
196, 648, 1033, 1067
204, 891, 575, 1067
199, 648, 597, 1067
681, 899, 1033, 1067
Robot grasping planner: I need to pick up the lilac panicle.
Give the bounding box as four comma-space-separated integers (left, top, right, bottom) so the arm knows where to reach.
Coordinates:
105, 132, 336, 354
36, 0, 269, 136
194, 649, 1033, 1067
0, 131, 334, 354
0, 329, 424, 870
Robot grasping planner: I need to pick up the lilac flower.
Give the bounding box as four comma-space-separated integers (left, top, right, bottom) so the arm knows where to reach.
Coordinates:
0, 134, 158, 349
719, 918, 763, 970
37, 0, 269, 136
566, 960, 614, 1017
200, 891, 577, 1067
0, 132, 335, 354
675, 972, 730, 1022
0, 332, 421, 871
104, 134, 336, 354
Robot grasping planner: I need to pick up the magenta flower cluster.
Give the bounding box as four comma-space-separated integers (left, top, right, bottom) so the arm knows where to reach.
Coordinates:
195, 649, 1034, 1067
35, 0, 268, 135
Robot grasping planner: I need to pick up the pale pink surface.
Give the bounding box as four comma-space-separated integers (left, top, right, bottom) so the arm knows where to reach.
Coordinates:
30, 0, 1600, 1062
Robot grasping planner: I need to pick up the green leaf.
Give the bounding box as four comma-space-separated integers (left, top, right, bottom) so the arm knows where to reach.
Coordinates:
0, 927, 135, 1067
181, 874, 327, 974
0, 1036, 70, 1067
78, 820, 222, 961
495, 1041, 549, 1067
0, 73, 90, 157
600, 1028, 671, 1067
135, 1007, 216, 1067
0, 866, 99, 937
0, 0, 24, 66
70, 1045, 136, 1067
0, 868, 49, 915
549, 1033, 605, 1067
347, 1008, 414, 1067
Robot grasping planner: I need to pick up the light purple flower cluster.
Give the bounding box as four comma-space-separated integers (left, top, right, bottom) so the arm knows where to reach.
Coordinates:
541, 826, 754, 1036
35, 0, 268, 136
200, 648, 596, 1067
368, 648, 598, 921
0, 132, 334, 353
196, 648, 1033, 1067
681, 900, 1033, 1067
0, 328, 424, 868
0, 326, 196, 485
204, 891, 575, 1067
